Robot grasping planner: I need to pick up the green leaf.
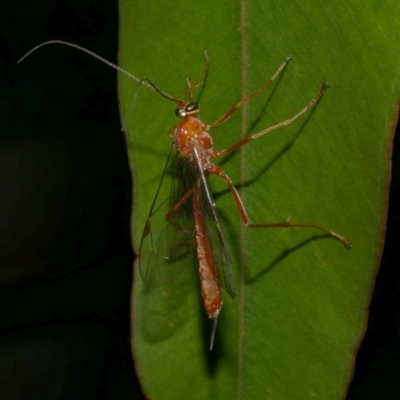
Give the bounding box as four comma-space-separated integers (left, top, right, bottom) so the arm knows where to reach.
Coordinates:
119, 1, 400, 399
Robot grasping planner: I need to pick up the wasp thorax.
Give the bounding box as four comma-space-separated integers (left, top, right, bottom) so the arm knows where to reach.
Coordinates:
175, 102, 200, 118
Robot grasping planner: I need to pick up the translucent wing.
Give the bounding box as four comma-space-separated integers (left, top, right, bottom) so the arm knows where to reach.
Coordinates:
139, 144, 236, 299
139, 145, 197, 288
193, 148, 237, 299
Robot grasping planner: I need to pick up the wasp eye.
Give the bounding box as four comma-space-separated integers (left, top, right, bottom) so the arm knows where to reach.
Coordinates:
185, 102, 199, 113
175, 107, 185, 117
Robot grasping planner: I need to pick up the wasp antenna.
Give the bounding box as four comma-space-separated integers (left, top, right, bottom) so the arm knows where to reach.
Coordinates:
138, 77, 181, 102
18, 40, 140, 83
18, 40, 178, 100
121, 77, 180, 131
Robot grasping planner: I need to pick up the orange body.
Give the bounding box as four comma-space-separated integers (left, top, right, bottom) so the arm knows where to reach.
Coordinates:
174, 116, 213, 165
193, 184, 222, 318
174, 115, 222, 319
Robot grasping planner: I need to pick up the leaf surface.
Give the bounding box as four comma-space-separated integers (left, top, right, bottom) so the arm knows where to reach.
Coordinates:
118, 1, 400, 399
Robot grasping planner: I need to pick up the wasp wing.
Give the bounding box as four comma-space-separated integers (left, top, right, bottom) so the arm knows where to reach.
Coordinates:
139, 145, 197, 288
193, 148, 237, 299
139, 144, 236, 298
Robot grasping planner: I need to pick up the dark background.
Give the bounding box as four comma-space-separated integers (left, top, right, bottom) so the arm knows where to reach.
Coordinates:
0, 1, 399, 399
0, 1, 139, 399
